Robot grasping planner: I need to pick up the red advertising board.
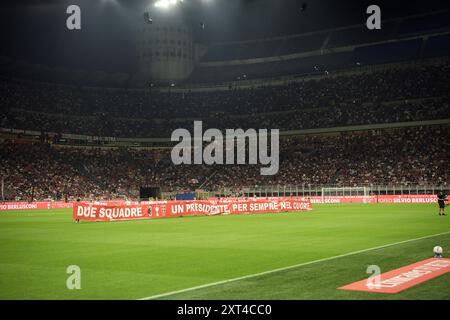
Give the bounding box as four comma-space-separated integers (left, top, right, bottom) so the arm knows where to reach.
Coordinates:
0, 201, 73, 211
375, 194, 437, 204
338, 258, 450, 294
0, 195, 439, 212
309, 194, 437, 204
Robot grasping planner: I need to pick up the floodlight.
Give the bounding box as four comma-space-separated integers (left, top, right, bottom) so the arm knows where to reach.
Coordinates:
154, 0, 183, 9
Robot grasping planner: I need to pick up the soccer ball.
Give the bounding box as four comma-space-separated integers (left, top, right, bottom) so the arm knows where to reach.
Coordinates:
433, 246, 443, 258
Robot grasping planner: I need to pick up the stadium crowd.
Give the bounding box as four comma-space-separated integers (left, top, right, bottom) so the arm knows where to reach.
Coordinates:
1, 126, 448, 201
1, 60, 449, 201
1, 62, 449, 137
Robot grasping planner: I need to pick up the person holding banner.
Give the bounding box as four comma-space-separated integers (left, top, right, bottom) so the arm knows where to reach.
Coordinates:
75, 199, 81, 223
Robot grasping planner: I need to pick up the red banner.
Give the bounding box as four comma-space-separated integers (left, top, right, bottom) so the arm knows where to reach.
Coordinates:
73, 202, 148, 221
73, 197, 312, 221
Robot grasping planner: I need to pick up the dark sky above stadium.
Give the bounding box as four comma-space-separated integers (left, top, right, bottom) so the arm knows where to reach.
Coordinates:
1, 0, 449, 73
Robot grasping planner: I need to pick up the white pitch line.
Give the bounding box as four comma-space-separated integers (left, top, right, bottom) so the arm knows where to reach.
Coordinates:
138, 231, 450, 300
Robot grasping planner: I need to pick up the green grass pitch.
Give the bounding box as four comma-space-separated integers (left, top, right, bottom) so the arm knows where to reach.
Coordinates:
0, 204, 449, 300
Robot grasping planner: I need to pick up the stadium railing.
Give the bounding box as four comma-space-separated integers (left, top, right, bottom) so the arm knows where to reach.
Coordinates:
161, 184, 449, 199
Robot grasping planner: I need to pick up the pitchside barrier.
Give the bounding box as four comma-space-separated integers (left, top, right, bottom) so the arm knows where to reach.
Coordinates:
0, 201, 74, 211
73, 197, 313, 222
0, 194, 439, 212
309, 194, 438, 204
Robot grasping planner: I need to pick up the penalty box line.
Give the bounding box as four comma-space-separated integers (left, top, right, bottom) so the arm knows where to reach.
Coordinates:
138, 231, 450, 300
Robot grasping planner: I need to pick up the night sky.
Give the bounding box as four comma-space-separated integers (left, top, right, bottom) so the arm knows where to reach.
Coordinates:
1, 0, 449, 73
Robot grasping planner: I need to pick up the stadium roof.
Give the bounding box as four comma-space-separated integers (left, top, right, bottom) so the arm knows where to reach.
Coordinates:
2, 0, 450, 74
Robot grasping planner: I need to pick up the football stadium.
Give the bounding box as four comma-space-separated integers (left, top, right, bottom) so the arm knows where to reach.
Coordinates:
0, 0, 449, 306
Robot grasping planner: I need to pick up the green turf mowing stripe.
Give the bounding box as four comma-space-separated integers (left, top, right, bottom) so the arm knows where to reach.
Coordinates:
139, 230, 450, 300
